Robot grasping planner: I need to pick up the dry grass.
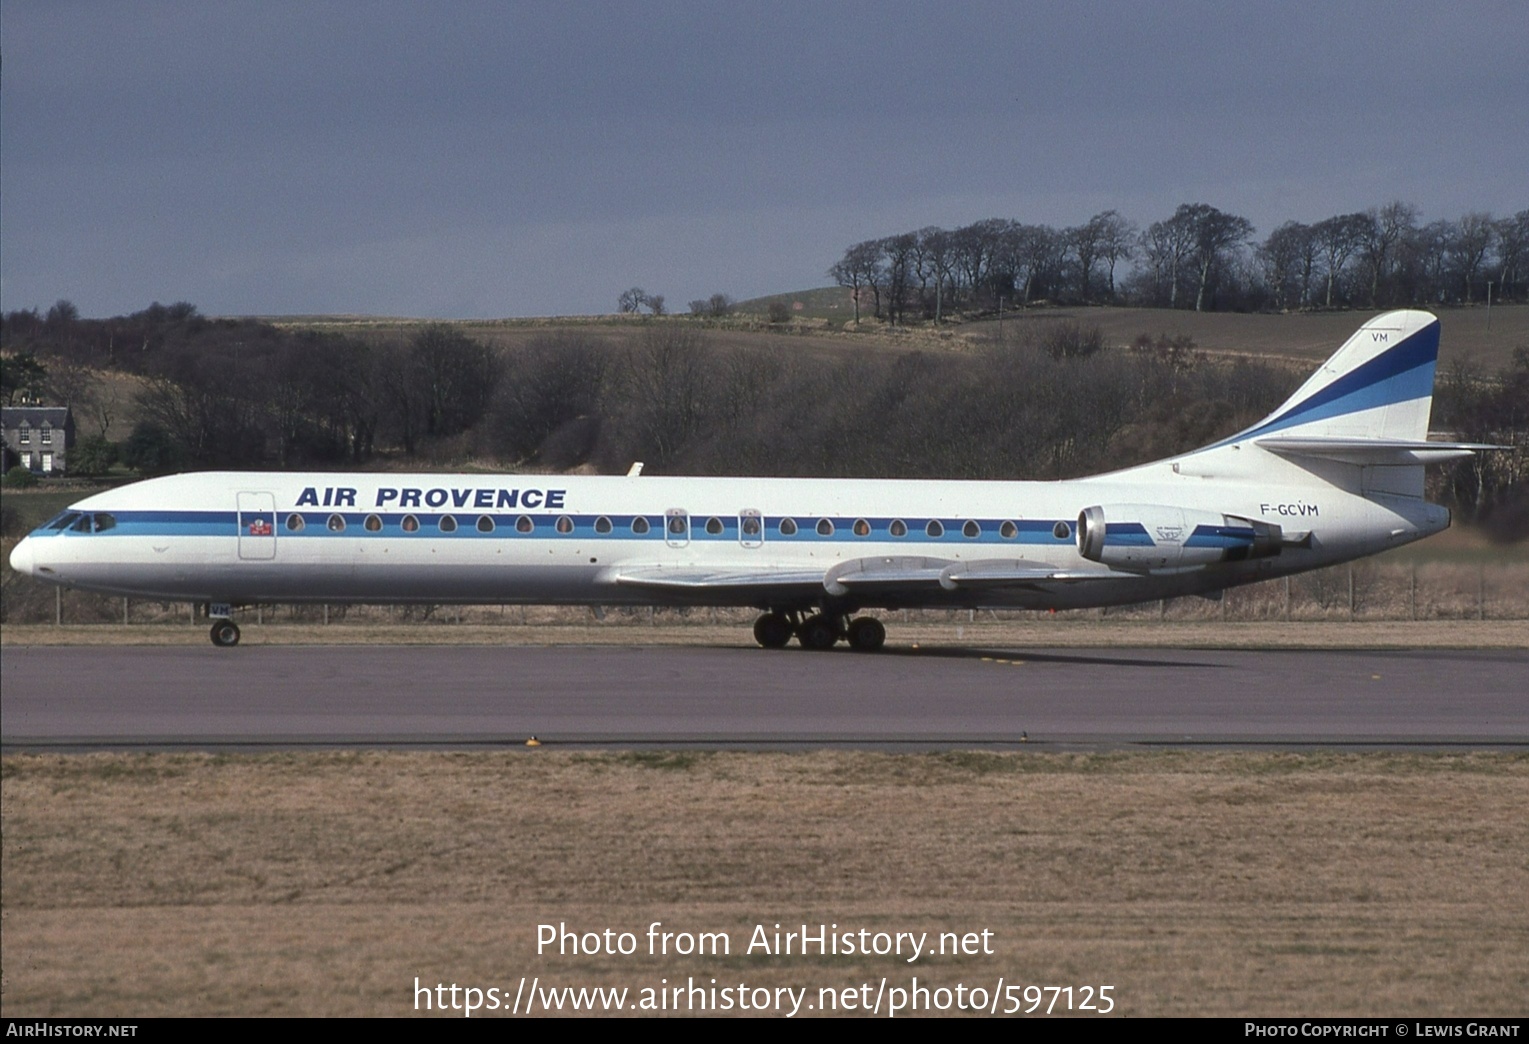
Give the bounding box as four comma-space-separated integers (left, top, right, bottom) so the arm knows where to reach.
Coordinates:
2, 751, 1526, 1016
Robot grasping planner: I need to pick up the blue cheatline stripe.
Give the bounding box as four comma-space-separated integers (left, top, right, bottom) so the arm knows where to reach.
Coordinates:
1103, 522, 1154, 547
31, 510, 1084, 546
1185, 524, 1255, 550
1242, 321, 1439, 439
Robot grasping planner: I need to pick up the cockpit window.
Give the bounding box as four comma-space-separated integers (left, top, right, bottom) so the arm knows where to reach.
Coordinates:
47, 512, 81, 531
92, 513, 116, 532
71, 515, 93, 532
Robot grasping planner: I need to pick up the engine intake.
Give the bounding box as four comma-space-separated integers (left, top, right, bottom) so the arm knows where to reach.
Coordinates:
1076, 504, 1281, 571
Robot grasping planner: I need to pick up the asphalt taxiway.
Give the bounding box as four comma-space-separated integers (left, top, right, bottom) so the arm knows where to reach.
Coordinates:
2, 644, 1525, 751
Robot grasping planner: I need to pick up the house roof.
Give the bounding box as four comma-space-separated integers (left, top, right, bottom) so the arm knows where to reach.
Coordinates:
2, 406, 73, 427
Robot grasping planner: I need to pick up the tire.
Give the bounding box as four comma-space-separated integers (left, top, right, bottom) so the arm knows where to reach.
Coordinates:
846, 616, 886, 652
798, 614, 839, 650
753, 613, 793, 649
210, 620, 241, 647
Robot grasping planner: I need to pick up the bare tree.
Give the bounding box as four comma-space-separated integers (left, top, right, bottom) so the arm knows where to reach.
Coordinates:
1448, 212, 1496, 303
1260, 221, 1312, 311
1314, 212, 1368, 308
1141, 211, 1197, 308
830, 240, 886, 322
1093, 210, 1137, 300
1181, 203, 1254, 312
618, 287, 648, 314
1360, 201, 1419, 307
1069, 213, 1123, 302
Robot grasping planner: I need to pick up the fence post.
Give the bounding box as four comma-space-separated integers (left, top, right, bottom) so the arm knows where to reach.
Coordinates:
123, 597, 129, 625
1283, 576, 1291, 621
1348, 566, 1355, 620
56, 587, 62, 626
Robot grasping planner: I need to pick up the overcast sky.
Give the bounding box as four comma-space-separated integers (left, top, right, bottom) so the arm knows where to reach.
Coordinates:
3, 1, 1525, 319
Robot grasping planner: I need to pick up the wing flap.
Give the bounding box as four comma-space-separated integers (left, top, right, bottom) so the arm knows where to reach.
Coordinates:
612, 567, 828, 591
940, 559, 1144, 587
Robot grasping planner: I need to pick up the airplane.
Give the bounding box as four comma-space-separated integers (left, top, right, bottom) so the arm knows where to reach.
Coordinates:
7, 309, 1498, 650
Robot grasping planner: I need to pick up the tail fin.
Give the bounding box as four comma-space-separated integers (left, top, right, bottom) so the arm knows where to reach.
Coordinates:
1239, 309, 1440, 443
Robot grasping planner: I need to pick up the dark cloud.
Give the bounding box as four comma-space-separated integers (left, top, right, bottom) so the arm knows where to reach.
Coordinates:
3, 0, 1525, 317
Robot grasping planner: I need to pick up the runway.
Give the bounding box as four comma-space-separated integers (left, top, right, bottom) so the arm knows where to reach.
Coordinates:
3, 644, 1525, 751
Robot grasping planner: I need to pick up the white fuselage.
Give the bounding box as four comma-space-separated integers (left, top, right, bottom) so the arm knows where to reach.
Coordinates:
9, 460, 1448, 612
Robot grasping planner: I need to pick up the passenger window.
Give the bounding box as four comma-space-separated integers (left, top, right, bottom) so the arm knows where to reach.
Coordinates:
926, 520, 944, 538
516, 515, 534, 533
439, 515, 458, 533
328, 514, 346, 532
556, 516, 574, 534
478, 515, 495, 533
1053, 521, 1071, 539
963, 520, 981, 538
668, 515, 687, 535
853, 518, 870, 537
365, 514, 383, 532
779, 518, 798, 536
889, 519, 907, 537
286, 513, 306, 532
595, 516, 613, 534
631, 517, 651, 535
401, 514, 419, 532
741, 516, 761, 537
1000, 520, 1018, 539
705, 517, 723, 535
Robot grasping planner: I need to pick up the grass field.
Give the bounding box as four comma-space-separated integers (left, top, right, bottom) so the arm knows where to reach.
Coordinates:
964, 303, 1529, 371
3, 750, 1525, 1017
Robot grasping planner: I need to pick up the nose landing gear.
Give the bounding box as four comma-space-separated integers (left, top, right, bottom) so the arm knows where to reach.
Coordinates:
210, 619, 241, 647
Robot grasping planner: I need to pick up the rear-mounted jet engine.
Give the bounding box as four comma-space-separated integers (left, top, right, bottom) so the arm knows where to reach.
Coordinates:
1076, 504, 1282, 572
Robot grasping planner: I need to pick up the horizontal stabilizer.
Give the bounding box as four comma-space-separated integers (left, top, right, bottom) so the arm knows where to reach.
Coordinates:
1255, 435, 1503, 465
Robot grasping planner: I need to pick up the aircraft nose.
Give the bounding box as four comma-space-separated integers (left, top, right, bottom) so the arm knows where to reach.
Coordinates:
9, 537, 35, 576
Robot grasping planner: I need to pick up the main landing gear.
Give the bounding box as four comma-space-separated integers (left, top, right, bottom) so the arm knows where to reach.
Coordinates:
752, 611, 886, 652
208, 602, 240, 646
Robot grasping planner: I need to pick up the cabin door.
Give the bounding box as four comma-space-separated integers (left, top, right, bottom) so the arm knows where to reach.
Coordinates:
739, 509, 763, 549
237, 491, 277, 560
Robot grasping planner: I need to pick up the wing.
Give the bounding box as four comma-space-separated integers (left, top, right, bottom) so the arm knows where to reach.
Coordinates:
610, 555, 1141, 606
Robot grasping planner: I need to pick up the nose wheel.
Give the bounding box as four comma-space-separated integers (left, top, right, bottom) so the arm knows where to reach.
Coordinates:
210, 620, 241, 647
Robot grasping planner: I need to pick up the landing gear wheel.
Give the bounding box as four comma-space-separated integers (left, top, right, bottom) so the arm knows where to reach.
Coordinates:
753, 613, 793, 649
847, 616, 886, 652
210, 620, 241, 647
798, 614, 840, 650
